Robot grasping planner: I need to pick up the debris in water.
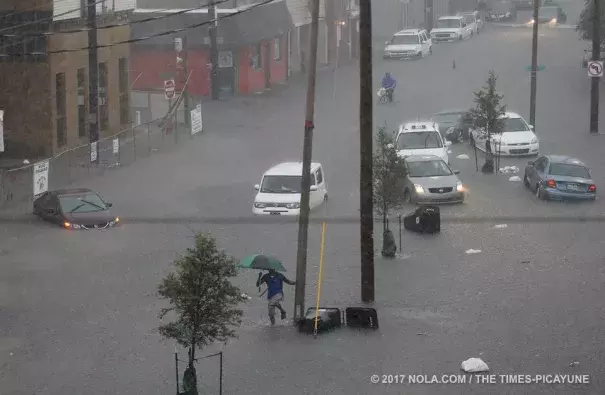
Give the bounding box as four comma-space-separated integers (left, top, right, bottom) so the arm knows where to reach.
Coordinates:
499, 166, 519, 173
456, 154, 470, 159
569, 361, 579, 367
493, 224, 508, 229
417, 332, 428, 336
465, 249, 482, 254
241, 293, 252, 300
23, 159, 30, 164
509, 176, 521, 182
461, 357, 489, 373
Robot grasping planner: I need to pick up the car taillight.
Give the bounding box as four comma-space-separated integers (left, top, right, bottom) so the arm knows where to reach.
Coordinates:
588, 184, 596, 192
546, 179, 556, 188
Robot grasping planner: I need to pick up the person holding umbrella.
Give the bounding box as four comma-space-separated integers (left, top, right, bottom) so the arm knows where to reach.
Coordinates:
239, 254, 295, 325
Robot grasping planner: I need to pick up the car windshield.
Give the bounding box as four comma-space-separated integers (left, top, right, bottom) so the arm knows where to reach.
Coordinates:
431, 113, 462, 123
390, 35, 419, 45
549, 163, 591, 179
397, 131, 443, 149
260, 175, 302, 193
538, 7, 557, 18
407, 160, 453, 177
435, 19, 461, 28
59, 193, 107, 213
496, 117, 530, 132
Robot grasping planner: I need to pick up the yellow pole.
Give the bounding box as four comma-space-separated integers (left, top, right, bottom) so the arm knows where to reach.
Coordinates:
313, 220, 327, 336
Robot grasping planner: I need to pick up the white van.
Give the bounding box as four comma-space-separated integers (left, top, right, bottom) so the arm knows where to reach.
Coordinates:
396, 121, 451, 164
430, 16, 473, 42
253, 162, 328, 216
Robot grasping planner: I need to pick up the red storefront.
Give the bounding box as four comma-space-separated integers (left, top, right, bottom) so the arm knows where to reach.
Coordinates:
130, 2, 292, 97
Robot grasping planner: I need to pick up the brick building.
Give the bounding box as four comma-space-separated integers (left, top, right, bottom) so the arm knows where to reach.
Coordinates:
0, 0, 132, 160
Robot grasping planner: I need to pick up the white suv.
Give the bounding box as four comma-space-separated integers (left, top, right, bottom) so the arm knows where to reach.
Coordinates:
384, 29, 432, 59
431, 16, 473, 42
396, 121, 452, 164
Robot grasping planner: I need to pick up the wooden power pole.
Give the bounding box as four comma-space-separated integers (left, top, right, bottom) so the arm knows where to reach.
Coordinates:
293, 0, 320, 322
359, 0, 375, 303
87, 0, 100, 163
209, 2, 220, 100
529, 0, 539, 128
590, 0, 600, 133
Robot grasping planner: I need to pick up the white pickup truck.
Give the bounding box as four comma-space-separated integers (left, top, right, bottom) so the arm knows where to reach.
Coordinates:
430, 16, 474, 42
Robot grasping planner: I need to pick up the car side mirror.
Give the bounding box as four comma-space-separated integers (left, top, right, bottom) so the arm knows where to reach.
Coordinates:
254, 184, 260, 190
310, 185, 318, 191
527, 161, 534, 166
106, 202, 113, 207
385, 41, 390, 45
528, 124, 534, 129
445, 141, 453, 146
453, 170, 460, 174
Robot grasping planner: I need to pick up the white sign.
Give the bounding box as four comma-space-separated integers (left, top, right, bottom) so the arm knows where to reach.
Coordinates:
113, 138, 119, 154
90, 141, 98, 162
190, 103, 203, 135
0, 110, 4, 153
174, 37, 183, 52
33, 160, 49, 197
218, 51, 233, 68
164, 79, 176, 100
588, 61, 603, 77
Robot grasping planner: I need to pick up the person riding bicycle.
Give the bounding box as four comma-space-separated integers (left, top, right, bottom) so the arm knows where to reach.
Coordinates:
381, 72, 397, 102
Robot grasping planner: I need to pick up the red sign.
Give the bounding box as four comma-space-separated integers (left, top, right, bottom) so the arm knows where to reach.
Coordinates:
164, 79, 175, 100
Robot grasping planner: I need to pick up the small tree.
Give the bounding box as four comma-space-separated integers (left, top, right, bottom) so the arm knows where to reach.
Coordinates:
158, 233, 243, 395
465, 70, 506, 172
373, 127, 407, 257
577, 0, 605, 42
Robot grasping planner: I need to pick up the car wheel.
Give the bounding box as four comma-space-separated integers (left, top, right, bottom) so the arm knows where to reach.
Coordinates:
523, 173, 530, 188
429, 46, 433, 55
535, 184, 544, 200
324, 194, 328, 201
459, 35, 463, 41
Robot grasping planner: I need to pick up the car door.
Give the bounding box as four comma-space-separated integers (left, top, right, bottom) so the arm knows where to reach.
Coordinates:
309, 172, 320, 209
315, 166, 327, 199
420, 32, 429, 54
529, 157, 547, 186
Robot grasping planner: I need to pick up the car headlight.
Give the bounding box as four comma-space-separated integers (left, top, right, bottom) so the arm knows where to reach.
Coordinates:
456, 181, 464, 192
63, 222, 81, 229
109, 217, 120, 226
531, 138, 538, 144
286, 203, 300, 209
414, 184, 425, 194
550, 18, 557, 24
254, 202, 266, 208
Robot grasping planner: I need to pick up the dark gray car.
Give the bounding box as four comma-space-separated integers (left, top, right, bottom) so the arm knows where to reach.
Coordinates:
402, 155, 465, 204
429, 109, 472, 143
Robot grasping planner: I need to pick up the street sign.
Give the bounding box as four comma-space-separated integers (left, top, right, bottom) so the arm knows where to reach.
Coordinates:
588, 61, 603, 77
90, 141, 98, 162
525, 65, 545, 71
174, 37, 182, 52
164, 79, 176, 100
33, 160, 49, 197
112, 138, 119, 154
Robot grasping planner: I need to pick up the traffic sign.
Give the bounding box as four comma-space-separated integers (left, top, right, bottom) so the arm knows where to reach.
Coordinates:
525, 65, 545, 72
588, 61, 603, 77
164, 79, 176, 100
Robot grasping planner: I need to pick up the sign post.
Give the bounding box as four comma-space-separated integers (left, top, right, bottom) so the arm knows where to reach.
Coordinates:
588, 61, 603, 77
164, 79, 176, 100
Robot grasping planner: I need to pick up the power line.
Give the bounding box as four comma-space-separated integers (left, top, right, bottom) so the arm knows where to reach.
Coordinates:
0, 0, 272, 55
0, 0, 107, 34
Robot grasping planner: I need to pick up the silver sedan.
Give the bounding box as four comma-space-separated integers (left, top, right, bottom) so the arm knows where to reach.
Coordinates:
402, 155, 466, 204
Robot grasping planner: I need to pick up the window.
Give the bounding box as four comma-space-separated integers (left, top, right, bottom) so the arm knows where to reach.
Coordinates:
548, 163, 590, 179
77, 68, 87, 137
407, 160, 452, 177
98, 62, 108, 131
273, 36, 282, 61
55, 72, 67, 147
251, 43, 262, 69
260, 175, 301, 193
118, 58, 129, 124
396, 131, 443, 150
316, 168, 323, 184
535, 158, 547, 172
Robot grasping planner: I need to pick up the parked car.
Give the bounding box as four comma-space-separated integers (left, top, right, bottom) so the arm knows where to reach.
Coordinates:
33, 188, 119, 229
429, 109, 472, 143
457, 11, 480, 34
253, 162, 328, 216
527, 6, 567, 25
469, 112, 539, 156
485, 0, 517, 21
402, 155, 465, 204
524, 155, 596, 200
396, 121, 452, 164
383, 28, 432, 59
430, 16, 473, 42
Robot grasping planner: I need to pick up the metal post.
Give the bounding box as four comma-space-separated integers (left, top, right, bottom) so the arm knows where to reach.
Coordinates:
181, 36, 190, 127
175, 349, 179, 395
359, 0, 375, 303
87, 0, 99, 164
293, 0, 320, 322
590, 0, 600, 134
219, 351, 223, 395
209, 3, 220, 100
132, 125, 136, 161
398, 214, 402, 251
529, 0, 539, 127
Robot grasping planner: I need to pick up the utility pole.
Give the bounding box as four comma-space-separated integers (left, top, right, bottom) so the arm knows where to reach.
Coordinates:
359, 0, 374, 303
87, 0, 99, 163
293, 0, 320, 322
590, 0, 601, 134
529, 0, 539, 127
180, 36, 190, 126
209, 2, 220, 100
425, 0, 434, 31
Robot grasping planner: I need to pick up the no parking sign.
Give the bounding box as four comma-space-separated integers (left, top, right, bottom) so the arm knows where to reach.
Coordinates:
588, 61, 603, 77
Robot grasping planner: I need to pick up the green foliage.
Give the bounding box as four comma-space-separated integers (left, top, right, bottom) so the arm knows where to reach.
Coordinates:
577, 0, 605, 41
373, 127, 407, 226
158, 233, 243, 360
465, 70, 507, 137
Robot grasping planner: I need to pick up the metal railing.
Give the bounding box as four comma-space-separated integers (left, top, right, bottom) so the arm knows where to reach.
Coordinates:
0, 109, 192, 210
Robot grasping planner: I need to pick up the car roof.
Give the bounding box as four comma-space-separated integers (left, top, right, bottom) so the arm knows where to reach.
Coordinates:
502, 111, 522, 118
399, 121, 439, 132
438, 15, 464, 20
52, 188, 94, 196
264, 162, 321, 176
544, 155, 587, 167
404, 155, 444, 163
394, 29, 424, 35
431, 109, 467, 116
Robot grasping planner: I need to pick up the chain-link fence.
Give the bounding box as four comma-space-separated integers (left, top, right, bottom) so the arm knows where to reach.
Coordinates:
0, 108, 193, 210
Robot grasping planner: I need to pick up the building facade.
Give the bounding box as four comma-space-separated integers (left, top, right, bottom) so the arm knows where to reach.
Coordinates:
0, 0, 132, 159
